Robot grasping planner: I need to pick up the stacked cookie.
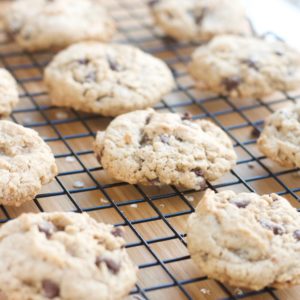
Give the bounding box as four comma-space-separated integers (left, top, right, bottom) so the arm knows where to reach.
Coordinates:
0, 0, 300, 298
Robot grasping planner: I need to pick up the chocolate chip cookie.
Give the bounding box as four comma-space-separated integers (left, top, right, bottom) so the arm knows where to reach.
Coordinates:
189, 35, 300, 98
150, 0, 251, 42
4, 0, 116, 51
0, 121, 57, 206
0, 212, 137, 300
94, 109, 237, 190
187, 189, 300, 290
0, 68, 19, 117
258, 103, 300, 168
44, 42, 175, 117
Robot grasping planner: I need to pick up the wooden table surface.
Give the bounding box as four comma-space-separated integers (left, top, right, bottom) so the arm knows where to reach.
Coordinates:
0, 1, 300, 299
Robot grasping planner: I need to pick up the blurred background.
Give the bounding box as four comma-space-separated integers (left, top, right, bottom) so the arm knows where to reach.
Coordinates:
243, 0, 300, 49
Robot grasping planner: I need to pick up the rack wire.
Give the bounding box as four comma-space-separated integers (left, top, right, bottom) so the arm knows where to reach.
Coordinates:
0, 0, 300, 299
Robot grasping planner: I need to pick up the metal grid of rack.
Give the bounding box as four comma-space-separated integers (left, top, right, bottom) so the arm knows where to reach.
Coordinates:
0, 0, 300, 299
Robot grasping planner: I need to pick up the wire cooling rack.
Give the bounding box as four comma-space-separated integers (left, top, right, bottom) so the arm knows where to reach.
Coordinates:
1, 0, 300, 299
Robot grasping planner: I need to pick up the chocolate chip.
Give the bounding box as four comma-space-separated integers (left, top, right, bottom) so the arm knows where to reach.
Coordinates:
274, 50, 284, 56
42, 280, 60, 299
162, 36, 177, 44
272, 225, 284, 235
111, 227, 124, 237
78, 58, 89, 65
145, 115, 152, 126
95, 95, 106, 102
85, 71, 97, 82
192, 168, 204, 177
260, 220, 284, 235
38, 222, 56, 239
160, 134, 169, 144
96, 257, 120, 274
251, 127, 260, 138
191, 8, 207, 25
181, 112, 193, 121
222, 76, 241, 92
107, 56, 121, 71
232, 199, 250, 208
140, 133, 150, 145
293, 230, 300, 241
241, 59, 259, 71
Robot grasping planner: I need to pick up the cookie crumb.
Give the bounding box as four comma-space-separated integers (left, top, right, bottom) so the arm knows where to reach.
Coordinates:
100, 198, 109, 203
73, 180, 85, 188
159, 203, 165, 208
234, 288, 243, 295
186, 196, 194, 202
23, 116, 32, 124
200, 288, 210, 295
55, 111, 68, 120
130, 203, 138, 208
247, 162, 255, 169
65, 156, 76, 163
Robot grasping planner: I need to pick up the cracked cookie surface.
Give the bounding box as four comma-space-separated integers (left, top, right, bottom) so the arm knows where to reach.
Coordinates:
0, 121, 57, 206
94, 109, 236, 189
189, 35, 300, 98
44, 42, 175, 117
0, 68, 19, 117
258, 103, 300, 168
4, 0, 116, 51
150, 0, 251, 42
187, 189, 300, 290
0, 212, 137, 300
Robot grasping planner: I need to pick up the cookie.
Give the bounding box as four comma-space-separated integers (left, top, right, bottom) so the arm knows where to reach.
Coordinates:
189, 35, 300, 99
257, 103, 300, 168
187, 189, 300, 290
150, 0, 251, 42
44, 42, 175, 117
0, 68, 19, 117
0, 212, 137, 300
4, 0, 116, 51
0, 121, 57, 206
94, 109, 236, 190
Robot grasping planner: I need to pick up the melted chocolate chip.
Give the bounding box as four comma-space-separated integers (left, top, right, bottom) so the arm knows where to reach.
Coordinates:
160, 134, 169, 144
272, 225, 284, 235
193, 8, 207, 25
85, 71, 97, 82
251, 127, 261, 138
181, 112, 193, 121
293, 230, 300, 241
161, 36, 177, 44
222, 76, 241, 92
241, 59, 259, 71
260, 220, 285, 235
107, 56, 121, 71
78, 58, 89, 65
274, 50, 284, 56
96, 257, 120, 274
38, 222, 56, 239
145, 115, 151, 125
140, 133, 150, 145
111, 227, 124, 237
232, 199, 250, 208
42, 280, 60, 299
192, 168, 204, 177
